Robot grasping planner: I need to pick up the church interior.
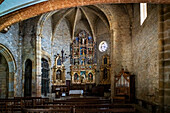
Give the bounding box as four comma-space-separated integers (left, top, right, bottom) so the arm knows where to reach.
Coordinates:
0, 0, 170, 113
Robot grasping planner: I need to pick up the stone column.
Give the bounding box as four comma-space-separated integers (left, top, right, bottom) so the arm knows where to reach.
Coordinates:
8, 61, 14, 97
158, 5, 170, 113
18, 25, 23, 97
110, 29, 115, 99
18, 35, 23, 97
162, 5, 170, 113
158, 5, 164, 112
36, 34, 42, 97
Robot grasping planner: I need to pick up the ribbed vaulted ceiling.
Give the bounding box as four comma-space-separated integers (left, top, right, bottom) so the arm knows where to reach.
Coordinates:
50, 5, 110, 41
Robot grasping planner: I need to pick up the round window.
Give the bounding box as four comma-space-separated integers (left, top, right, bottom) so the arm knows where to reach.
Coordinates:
99, 41, 108, 52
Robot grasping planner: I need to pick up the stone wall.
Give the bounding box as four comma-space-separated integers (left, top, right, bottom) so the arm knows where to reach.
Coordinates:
53, 18, 71, 80
105, 4, 132, 98
21, 17, 39, 96
41, 17, 52, 55
0, 23, 20, 96
132, 4, 159, 103
107, 4, 132, 73
40, 16, 72, 81
95, 18, 110, 84
158, 5, 170, 112
0, 23, 19, 66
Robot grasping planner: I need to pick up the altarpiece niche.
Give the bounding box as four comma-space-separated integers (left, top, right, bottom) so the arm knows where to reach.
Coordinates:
70, 30, 96, 84
52, 56, 66, 85
100, 55, 111, 84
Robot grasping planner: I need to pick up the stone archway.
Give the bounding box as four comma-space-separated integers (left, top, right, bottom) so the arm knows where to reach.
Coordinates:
0, 0, 169, 31
0, 44, 16, 97
0, 53, 9, 98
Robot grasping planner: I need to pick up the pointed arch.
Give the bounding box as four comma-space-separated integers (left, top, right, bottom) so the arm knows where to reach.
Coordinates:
0, 43, 16, 97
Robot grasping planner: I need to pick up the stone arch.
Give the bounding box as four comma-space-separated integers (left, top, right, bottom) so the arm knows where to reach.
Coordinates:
36, 12, 55, 77
35, 13, 55, 96
41, 50, 52, 68
0, 43, 16, 97
0, 0, 169, 31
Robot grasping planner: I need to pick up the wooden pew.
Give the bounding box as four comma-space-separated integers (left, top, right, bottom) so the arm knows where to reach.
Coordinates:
75, 108, 136, 113
112, 96, 126, 104
23, 108, 72, 113
14, 97, 49, 107
23, 104, 136, 113
0, 97, 49, 112
0, 98, 22, 113
52, 98, 111, 104
34, 105, 73, 109
75, 104, 134, 109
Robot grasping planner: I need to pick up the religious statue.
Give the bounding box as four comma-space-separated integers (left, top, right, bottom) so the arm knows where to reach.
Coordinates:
103, 67, 107, 79
74, 73, 78, 81
88, 73, 93, 82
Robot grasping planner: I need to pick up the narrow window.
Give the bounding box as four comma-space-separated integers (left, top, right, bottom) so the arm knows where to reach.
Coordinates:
140, 3, 147, 25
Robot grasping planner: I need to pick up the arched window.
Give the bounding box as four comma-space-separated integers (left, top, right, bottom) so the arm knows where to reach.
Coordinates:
41, 58, 49, 96
71, 30, 96, 84
140, 3, 147, 25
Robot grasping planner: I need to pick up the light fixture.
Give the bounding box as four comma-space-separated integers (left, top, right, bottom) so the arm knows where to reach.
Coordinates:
54, 49, 71, 65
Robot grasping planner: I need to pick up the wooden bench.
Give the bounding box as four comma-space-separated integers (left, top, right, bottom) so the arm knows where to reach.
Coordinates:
75, 104, 134, 109
112, 96, 126, 104
0, 98, 22, 113
23, 108, 72, 113
75, 108, 136, 113
0, 97, 49, 112
14, 97, 49, 107
23, 104, 136, 113
34, 105, 73, 109
53, 98, 111, 104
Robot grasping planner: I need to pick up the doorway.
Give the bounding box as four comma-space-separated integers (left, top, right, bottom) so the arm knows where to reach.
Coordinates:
0, 53, 9, 98
24, 59, 32, 97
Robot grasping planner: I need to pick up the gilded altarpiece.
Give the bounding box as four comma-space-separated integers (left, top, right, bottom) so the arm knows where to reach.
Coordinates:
53, 57, 66, 85
70, 31, 96, 84
100, 55, 111, 84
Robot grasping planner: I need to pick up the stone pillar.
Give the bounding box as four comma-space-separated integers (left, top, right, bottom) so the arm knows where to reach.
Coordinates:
18, 27, 23, 96
36, 35, 42, 97
158, 5, 164, 112
158, 5, 170, 113
8, 62, 14, 97
110, 29, 115, 99
162, 5, 170, 113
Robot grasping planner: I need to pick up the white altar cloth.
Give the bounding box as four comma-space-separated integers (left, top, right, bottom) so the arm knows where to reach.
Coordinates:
69, 90, 84, 95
